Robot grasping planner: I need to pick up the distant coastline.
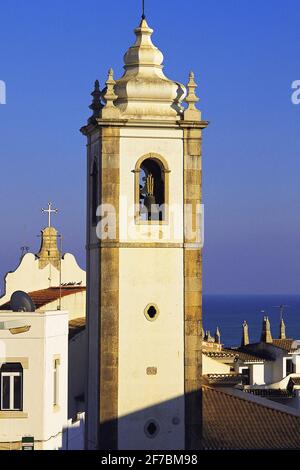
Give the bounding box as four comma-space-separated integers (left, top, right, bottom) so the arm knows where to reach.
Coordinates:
203, 294, 300, 347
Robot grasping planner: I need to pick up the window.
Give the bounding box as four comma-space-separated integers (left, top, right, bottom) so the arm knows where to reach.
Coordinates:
144, 304, 160, 322
136, 156, 168, 222
0, 363, 23, 411
91, 159, 98, 225
286, 358, 294, 376
53, 359, 60, 406
144, 419, 160, 438
241, 368, 250, 386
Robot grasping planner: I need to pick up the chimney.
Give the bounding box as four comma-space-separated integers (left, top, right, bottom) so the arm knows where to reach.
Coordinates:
279, 318, 286, 340
261, 316, 273, 343
204, 330, 214, 343
215, 326, 221, 344
241, 320, 249, 347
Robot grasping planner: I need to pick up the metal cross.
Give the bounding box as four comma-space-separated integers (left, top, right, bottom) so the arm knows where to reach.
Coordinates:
142, 0, 145, 19
41, 202, 58, 227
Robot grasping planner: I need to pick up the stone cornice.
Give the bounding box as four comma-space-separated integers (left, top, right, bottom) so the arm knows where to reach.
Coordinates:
178, 120, 209, 130
86, 242, 202, 250
81, 117, 209, 133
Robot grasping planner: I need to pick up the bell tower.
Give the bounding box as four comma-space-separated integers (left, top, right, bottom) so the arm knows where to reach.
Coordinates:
81, 15, 208, 450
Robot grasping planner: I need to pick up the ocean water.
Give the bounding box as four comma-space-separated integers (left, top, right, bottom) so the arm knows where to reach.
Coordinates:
203, 295, 300, 348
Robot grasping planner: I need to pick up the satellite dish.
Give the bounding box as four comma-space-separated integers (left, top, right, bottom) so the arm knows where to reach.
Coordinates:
10, 291, 36, 312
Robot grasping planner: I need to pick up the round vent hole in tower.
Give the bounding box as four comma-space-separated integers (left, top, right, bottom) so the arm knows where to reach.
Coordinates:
144, 303, 160, 322
148, 306, 157, 319
144, 420, 160, 439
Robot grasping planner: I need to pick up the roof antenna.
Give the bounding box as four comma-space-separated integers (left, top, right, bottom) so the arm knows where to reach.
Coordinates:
142, 0, 145, 19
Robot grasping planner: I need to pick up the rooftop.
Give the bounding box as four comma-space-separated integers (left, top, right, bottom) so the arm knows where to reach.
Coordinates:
272, 338, 295, 352
202, 386, 300, 449
204, 347, 272, 363
243, 389, 295, 398
288, 376, 300, 391
225, 347, 273, 362
0, 286, 86, 311
203, 350, 236, 359
203, 374, 242, 387
69, 317, 86, 339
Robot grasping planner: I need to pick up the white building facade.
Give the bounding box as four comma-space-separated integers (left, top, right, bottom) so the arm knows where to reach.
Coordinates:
0, 224, 86, 307
0, 309, 68, 450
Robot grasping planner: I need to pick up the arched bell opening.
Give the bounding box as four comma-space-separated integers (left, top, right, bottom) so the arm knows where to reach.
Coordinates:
134, 154, 169, 223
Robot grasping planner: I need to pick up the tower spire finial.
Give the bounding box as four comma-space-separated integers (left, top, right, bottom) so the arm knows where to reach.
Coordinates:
184, 71, 201, 121
102, 68, 120, 118
142, 0, 145, 19
88, 79, 103, 123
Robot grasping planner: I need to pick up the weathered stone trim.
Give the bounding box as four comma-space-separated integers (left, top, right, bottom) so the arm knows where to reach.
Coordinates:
0, 441, 22, 450
37, 227, 61, 270
9, 326, 31, 335
0, 411, 28, 419
146, 367, 158, 375
87, 242, 201, 250
183, 126, 204, 450
98, 127, 120, 450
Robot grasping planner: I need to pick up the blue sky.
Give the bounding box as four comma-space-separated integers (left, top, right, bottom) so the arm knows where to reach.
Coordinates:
0, 0, 299, 294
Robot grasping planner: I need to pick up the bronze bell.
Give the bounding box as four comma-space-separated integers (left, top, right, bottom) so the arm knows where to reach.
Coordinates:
143, 173, 159, 219
144, 195, 159, 219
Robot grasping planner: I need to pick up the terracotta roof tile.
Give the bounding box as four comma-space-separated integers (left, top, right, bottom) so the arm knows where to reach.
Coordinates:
205, 348, 271, 362
202, 386, 300, 449
244, 389, 295, 398
0, 286, 86, 311
226, 348, 270, 362
204, 350, 236, 359
203, 374, 243, 386
272, 339, 294, 352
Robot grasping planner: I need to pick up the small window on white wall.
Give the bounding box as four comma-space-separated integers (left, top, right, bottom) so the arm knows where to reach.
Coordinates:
286, 358, 294, 376
53, 359, 60, 407
241, 368, 250, 386
0, 363, 23, 411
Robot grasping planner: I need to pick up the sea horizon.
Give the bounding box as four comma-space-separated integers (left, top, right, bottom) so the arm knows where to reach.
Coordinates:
203, 294, 300, 348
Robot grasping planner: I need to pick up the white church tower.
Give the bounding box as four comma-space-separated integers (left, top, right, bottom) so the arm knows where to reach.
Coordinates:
81, 13, 208, 450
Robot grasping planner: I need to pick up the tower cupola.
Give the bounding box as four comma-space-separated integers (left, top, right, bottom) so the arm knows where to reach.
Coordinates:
113, 18, 186, 120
